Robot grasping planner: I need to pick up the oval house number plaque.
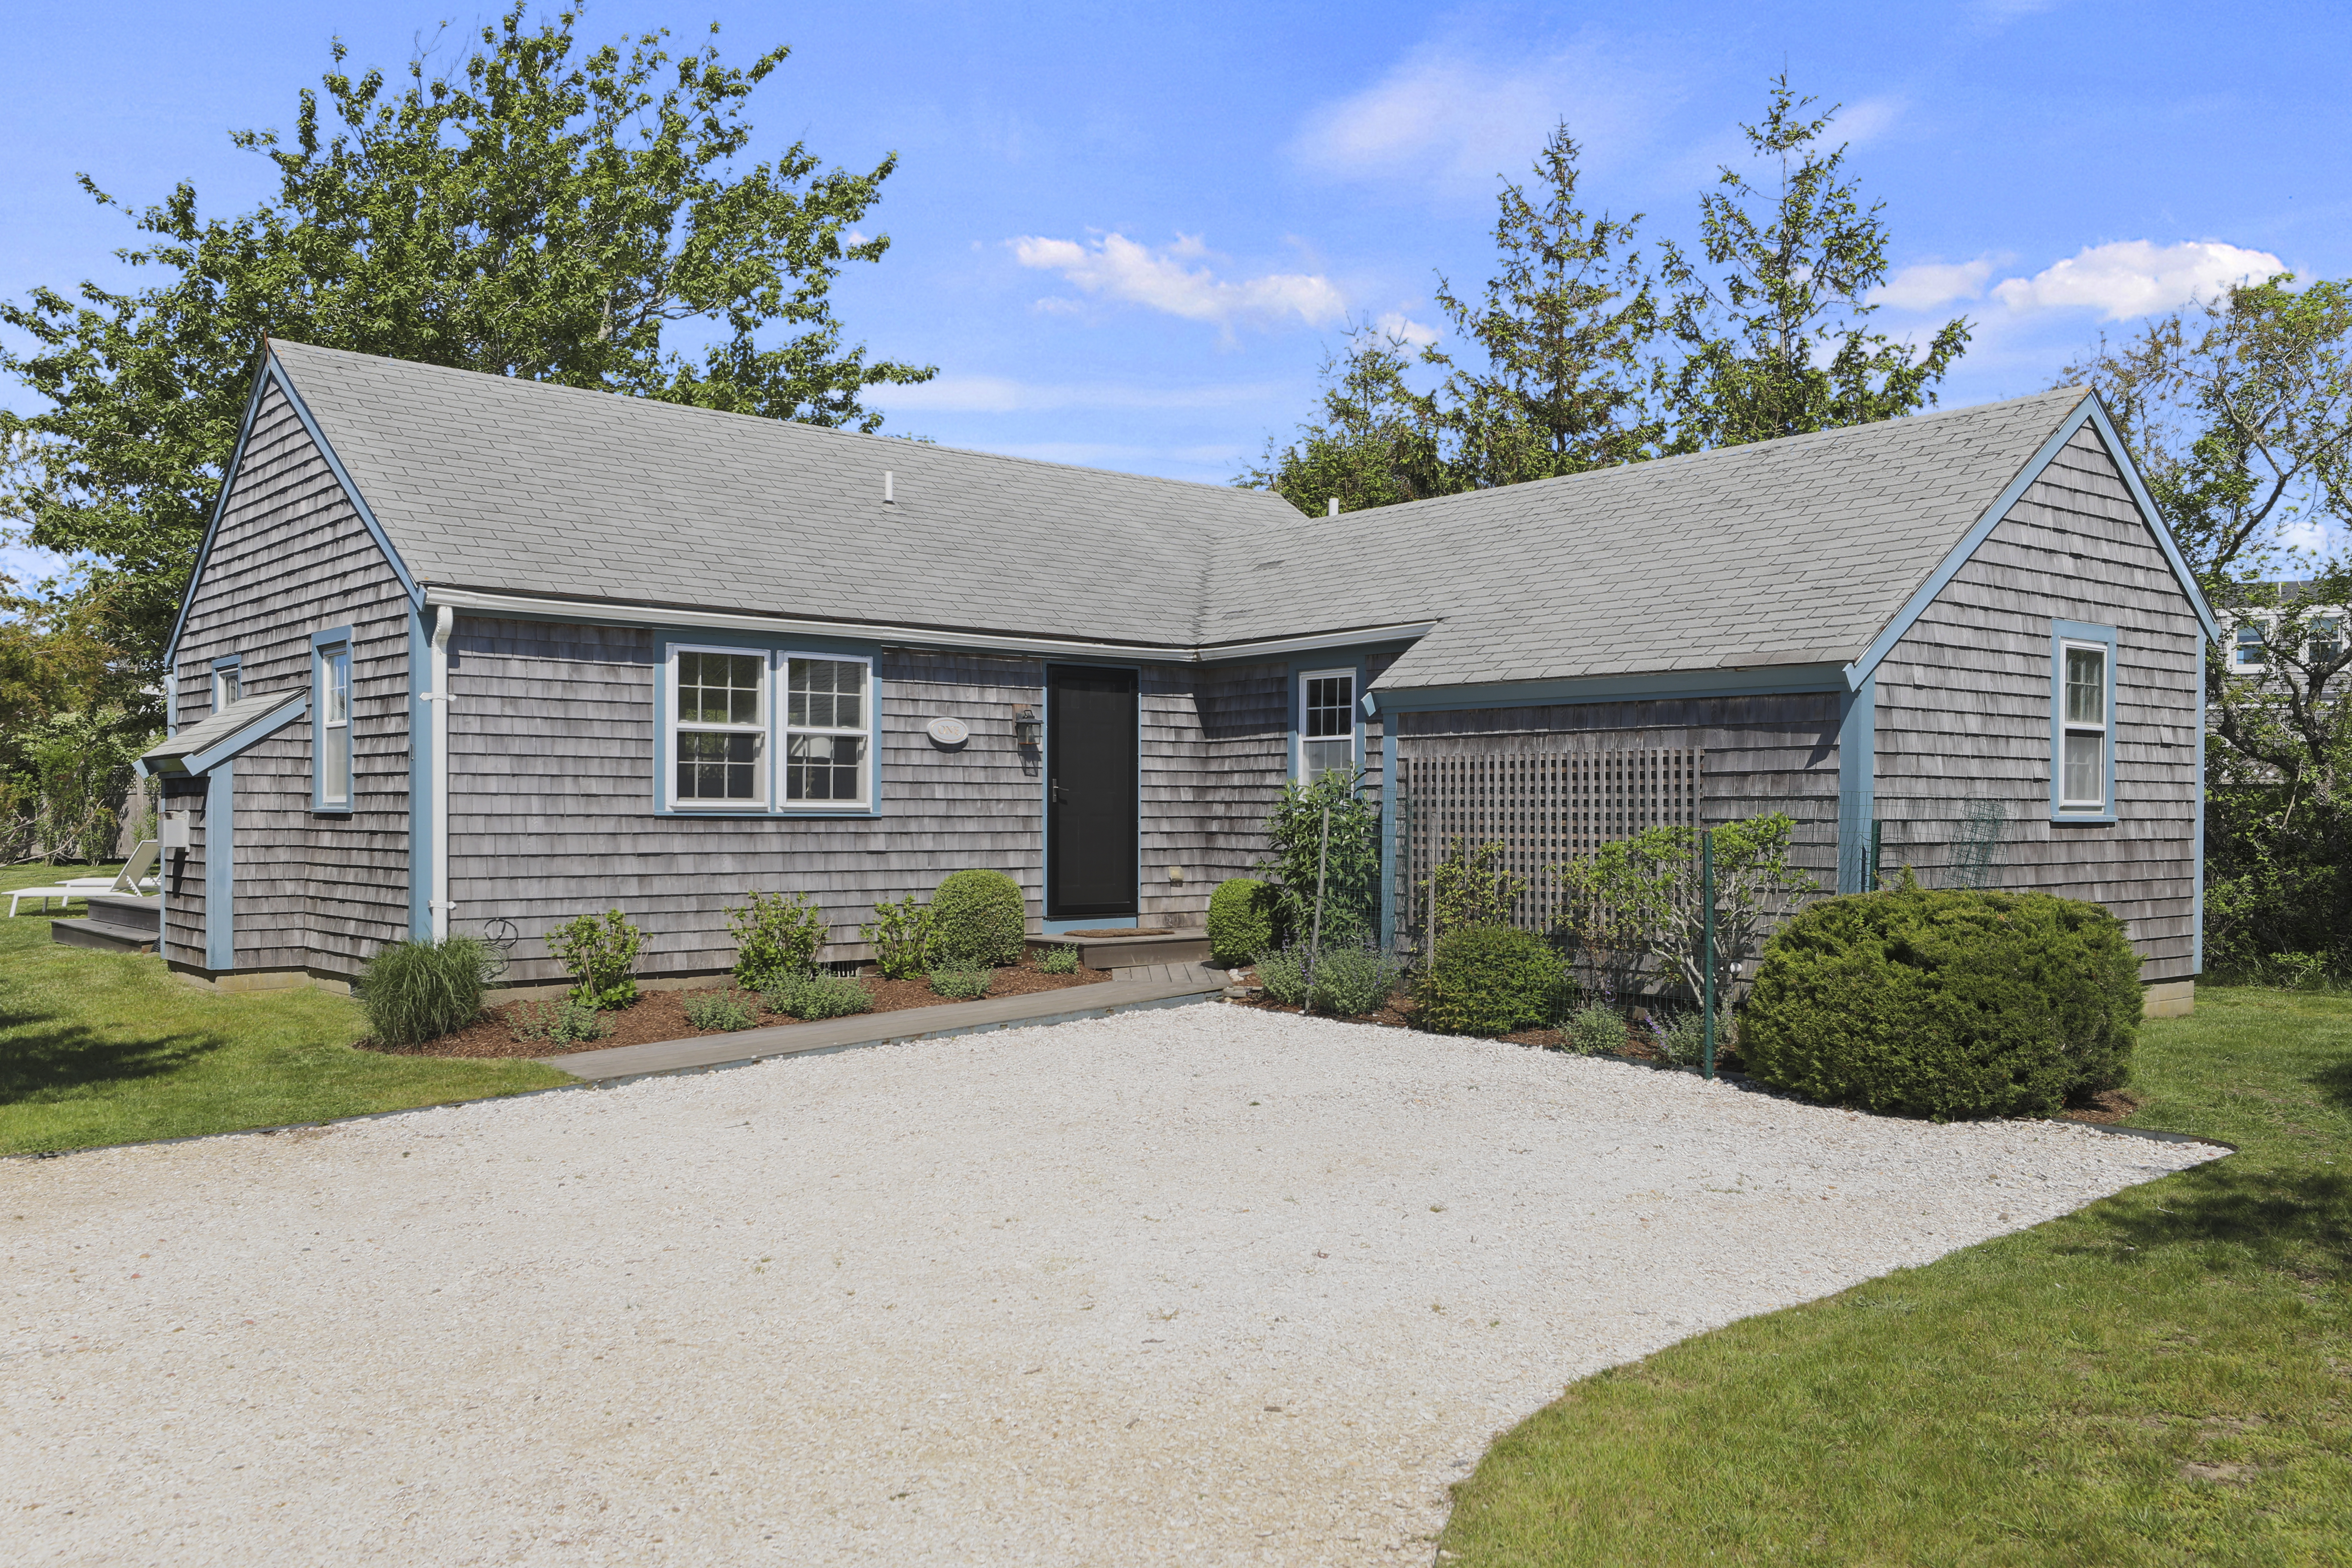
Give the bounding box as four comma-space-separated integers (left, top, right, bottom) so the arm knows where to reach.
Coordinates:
925, 716, 971, 747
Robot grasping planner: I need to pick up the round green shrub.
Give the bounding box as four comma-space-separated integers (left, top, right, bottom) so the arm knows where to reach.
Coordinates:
1740, 887, 2142, 1120
1208, 877, 1276, 966
927, 870, 1027, 967
1415, 923, 1568, 1036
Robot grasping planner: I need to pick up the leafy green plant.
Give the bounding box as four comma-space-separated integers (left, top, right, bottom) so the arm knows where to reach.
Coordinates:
1416, 923, 1569, 1036
725, 890, 828, 992
1556, 813, 1815, 1007
1207, 876, 1276, 966
1562, 1003, 1628, 1056
928, 870, 1027, 967
1651, 1008, 1725, 1068
928, 966, 992, 1000
1741, 886, 2141, 1119
545, 908, 644, 1009
507, 996, 611, 1044
861, 894, 933, 979
1260, 769, 1382, 943
353, 935, 504, 1045
1428, 838, 1530, 935
1036, 944, 1080, 975
761, 972, 872, 1020
682, 990, 757, 1031
1252, 942, 1405, 1014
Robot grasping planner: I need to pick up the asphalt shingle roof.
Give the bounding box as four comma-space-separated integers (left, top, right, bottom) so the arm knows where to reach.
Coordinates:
266, 341, 2092, 691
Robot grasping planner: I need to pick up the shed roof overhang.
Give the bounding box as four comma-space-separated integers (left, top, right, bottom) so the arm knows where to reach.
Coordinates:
136, 691, 309, 778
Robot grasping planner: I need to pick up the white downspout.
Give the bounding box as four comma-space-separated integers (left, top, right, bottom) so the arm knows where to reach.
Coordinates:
429, 604, 455, 941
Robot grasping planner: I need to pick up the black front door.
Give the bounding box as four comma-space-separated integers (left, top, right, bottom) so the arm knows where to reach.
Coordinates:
1046, 665, 1139, 919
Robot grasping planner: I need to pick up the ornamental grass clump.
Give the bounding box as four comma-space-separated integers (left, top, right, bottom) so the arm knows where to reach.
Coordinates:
682, 990, 758, 1032
354, 936, 502, 1045
762, 972, 872, 1020
929, 966, 993, 1000
1207, 877, 1275, 967
1415, 923, 1569, 1036
928, 870, 1027, 967
546, 909, 643, 1009
726, 890, 828, 993
1740, 885, 2141, 1120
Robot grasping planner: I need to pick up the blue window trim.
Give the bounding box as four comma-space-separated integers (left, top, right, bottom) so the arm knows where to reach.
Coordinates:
2051, 619, 2119, 825
1291, 658, 1366, 782
310, 626, 354, 816
653, 630, 883, 818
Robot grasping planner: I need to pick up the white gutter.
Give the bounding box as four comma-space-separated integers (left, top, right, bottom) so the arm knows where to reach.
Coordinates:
427, 604, 455, 941
420, 587, 1433, 665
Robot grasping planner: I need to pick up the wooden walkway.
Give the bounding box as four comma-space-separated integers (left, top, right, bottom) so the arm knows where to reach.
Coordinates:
539, 964, 1226, 1084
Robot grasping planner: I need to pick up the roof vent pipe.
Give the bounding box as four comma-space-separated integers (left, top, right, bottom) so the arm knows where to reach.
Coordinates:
884, 470, 895, 504
1327, 496, 1339, 517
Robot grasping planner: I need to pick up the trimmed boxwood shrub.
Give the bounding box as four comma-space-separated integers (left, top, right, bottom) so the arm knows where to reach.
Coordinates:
1740, 886, 2141, 1120
928, 870, 1027, 967
1208, 876, 1276, 966
1416, 923, 1569, 1036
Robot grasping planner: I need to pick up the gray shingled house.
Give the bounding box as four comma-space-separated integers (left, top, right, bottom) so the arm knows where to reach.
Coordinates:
115, 340, 2216, 1015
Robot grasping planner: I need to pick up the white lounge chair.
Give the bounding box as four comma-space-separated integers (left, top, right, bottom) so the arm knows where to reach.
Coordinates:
8, 839, 162, 917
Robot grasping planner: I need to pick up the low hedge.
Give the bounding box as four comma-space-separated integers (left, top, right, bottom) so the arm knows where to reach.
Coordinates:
1416, 923, 1568, 1035
928, 869, 1027, 967
1208, 877, 1275, 966
1740, 886, 2141, 1120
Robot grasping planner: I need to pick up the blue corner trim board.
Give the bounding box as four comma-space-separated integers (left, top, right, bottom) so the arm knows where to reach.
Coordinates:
2049, 620, 2120, 825
1377, 705, 1398, 949
2194, 669, 2207, 975
181, 695, 309, 778
205, 762, 235, 971
1836, 673, 1876, 894
408, 609, 434, 941
1844, 392, 2221, 693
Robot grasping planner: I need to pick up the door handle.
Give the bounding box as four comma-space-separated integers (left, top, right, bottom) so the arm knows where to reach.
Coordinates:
1050, 779, 1066, 805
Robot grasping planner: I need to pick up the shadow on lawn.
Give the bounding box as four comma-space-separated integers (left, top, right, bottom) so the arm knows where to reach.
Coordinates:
0, 1007, 229, 1104
2088, 1156, 2352, 1283
2313, 1052, 2352, 1114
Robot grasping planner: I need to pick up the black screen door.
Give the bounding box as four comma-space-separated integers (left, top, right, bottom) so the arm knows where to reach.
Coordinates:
1046, 665, 1139, 919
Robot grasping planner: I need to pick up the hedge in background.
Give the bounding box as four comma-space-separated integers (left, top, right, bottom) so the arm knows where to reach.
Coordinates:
928, 869, 1027, 967
1208, 877, 1275, 966
1740, 886, 2141, 1120
1416, 923, 1568, 1036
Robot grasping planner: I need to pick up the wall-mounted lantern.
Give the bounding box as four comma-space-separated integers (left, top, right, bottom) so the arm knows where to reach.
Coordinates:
1013, 706, 1042, 750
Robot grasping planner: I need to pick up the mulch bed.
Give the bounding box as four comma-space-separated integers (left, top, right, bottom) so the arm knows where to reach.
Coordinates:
2058, 1087, 2146, 1124
363, 957, 1113, 1060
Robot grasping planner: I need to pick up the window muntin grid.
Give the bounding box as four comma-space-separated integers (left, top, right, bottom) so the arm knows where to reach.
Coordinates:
674, 648, 766, 804
1300, 670, 1354, 780
2059, 642, 2108, 811
785, 657, 869, 804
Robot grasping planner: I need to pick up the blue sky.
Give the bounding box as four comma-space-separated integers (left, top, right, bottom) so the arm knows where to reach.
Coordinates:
5, 0, 2348, 581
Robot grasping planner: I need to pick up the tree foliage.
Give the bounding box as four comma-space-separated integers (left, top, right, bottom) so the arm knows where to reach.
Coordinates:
1659, 74, 1968, 451
0, 4, 933, 673
2065, 275, 2352, 970
1258, 768, 1383, 941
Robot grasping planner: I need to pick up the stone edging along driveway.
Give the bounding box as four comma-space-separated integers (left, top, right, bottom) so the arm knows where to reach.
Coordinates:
4, 1007, 2221, 1566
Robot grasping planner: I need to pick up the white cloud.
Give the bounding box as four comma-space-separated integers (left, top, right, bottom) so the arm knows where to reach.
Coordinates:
1292, 40, 1658, 195
868, 375, 1284, 414
1834, 96, 1906, 145
1371, 312, 1442, 347
1871, 258, 1996, 312
1990, 240, 2284, 321
1010, 233, 1346, 331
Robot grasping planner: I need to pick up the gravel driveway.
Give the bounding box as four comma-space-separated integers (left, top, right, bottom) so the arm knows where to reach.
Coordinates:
4, 1005, 2217, 1566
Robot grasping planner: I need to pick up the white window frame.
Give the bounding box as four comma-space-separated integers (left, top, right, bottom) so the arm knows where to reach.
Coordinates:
668, 643, 771, 809
780, 652, 874, 810
211, 657, 242, 712
312, 635, 353, 813
1297, 667, 1357, 782
2232, 621, 2268, 670
2054, 634, 2113, 817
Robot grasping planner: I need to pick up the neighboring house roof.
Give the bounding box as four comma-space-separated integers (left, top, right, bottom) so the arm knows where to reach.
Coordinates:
239, 343, 2207, 695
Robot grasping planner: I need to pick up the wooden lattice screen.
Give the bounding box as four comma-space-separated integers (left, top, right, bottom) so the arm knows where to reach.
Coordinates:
1393, 740, 1703, 946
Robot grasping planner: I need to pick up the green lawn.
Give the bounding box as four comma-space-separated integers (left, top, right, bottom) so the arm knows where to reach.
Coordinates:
0, 861, 570, 1156
1440, 987, 2352, 1566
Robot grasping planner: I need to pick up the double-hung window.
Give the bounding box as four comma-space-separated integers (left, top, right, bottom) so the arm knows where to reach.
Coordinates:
674, 649, 767, 805
1299, 669, 1356, 780
313, 634, 352, 811
2051, 621, 2116, 820
211, 658, 242, 712
785, 657, 869, 804
665, 645, 874, 811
